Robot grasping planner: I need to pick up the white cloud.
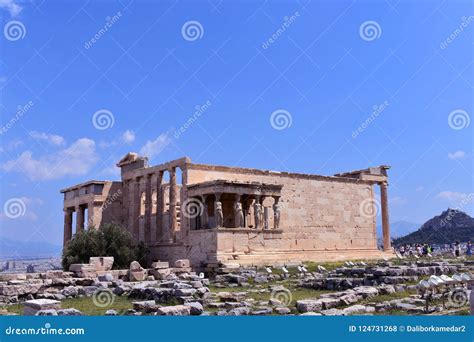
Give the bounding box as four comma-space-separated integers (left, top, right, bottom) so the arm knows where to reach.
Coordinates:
121, 130, 135, 144
139, 133, 172, 160
99, 130, 136, 148
436, 191, 473, 203
1, 138, 99, 181
448, 150, 466, 160
29, 131, 65, 146
415, 186, 424, 192
0, 139, 23, 152
0, 0, 22, 17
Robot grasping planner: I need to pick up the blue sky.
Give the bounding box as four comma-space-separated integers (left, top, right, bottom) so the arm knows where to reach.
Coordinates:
0, 0, 472, 246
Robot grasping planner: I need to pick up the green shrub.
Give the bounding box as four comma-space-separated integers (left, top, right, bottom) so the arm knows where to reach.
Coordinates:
62, 223, 148, 270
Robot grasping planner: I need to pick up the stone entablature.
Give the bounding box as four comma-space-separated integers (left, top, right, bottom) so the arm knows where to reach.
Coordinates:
60, 153, 393, 266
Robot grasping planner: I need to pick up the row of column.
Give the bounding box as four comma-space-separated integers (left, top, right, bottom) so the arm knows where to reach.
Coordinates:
125, 167, 179, 244
63, 203, 98, 245
198, 194, 281, 230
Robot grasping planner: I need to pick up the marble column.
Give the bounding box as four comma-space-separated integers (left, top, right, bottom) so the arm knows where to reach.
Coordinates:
126, 180, 134, 235
155, 171, 164, 242
63, 208, 73, 245
133, 177, 141, 240
200, 195, 208, 229
168, 167, 177, 242
144, 174, 152, 243
75, 205, 85, 233
380, 182, 391, 251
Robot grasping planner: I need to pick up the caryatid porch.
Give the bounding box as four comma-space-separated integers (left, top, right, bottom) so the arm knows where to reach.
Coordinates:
185, 180, 283, 230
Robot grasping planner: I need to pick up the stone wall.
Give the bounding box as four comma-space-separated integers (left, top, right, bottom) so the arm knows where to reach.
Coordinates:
149, 230, 218, 267
181, 165, 381, 264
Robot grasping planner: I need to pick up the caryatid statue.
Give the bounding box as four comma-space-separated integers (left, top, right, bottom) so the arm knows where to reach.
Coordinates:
273, 203, 281, 229
215, 201, 223, 228
234, 201, 244, 227
254, 202, 262, 229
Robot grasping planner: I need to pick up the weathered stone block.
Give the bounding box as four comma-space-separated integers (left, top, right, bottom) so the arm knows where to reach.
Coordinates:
155, 305, 191, 316
174, 259, 190, 268
151, 261, 170, 269
89, 257, 114, 271
296, 299, 323, 313
24, 299, 61, 316
129, 271, 146, 282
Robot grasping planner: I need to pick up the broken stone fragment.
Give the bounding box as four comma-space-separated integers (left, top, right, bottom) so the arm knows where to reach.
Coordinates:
155, 305, 191, 316
174, 259, 190, 268
24, 299, 61, 316
185, 302, 203, 315
151, 261, 170, 269
89, 257, 114, 271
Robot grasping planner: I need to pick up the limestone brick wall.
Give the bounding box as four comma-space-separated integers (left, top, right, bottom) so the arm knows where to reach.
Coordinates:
185, 167, 378, 255
149, 230, 217, 266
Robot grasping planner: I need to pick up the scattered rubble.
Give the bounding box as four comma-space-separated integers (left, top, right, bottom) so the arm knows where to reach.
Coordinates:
0, 258, 471, 316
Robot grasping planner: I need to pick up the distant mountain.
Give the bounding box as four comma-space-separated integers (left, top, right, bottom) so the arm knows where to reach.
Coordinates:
377, 220, 420, 239
393, 208, 474, 246
0, 237, 62, 259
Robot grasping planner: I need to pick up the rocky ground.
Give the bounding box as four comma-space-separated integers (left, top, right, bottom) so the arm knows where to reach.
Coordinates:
0, 256, 472, 316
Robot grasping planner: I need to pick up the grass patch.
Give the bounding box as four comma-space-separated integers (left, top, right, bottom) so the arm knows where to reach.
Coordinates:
6, 296, 134, 316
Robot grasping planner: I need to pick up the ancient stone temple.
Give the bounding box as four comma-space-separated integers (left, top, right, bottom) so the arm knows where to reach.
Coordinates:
60, 153, 393, 266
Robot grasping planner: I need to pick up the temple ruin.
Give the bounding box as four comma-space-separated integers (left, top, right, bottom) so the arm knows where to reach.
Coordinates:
60, 153, 393, 266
